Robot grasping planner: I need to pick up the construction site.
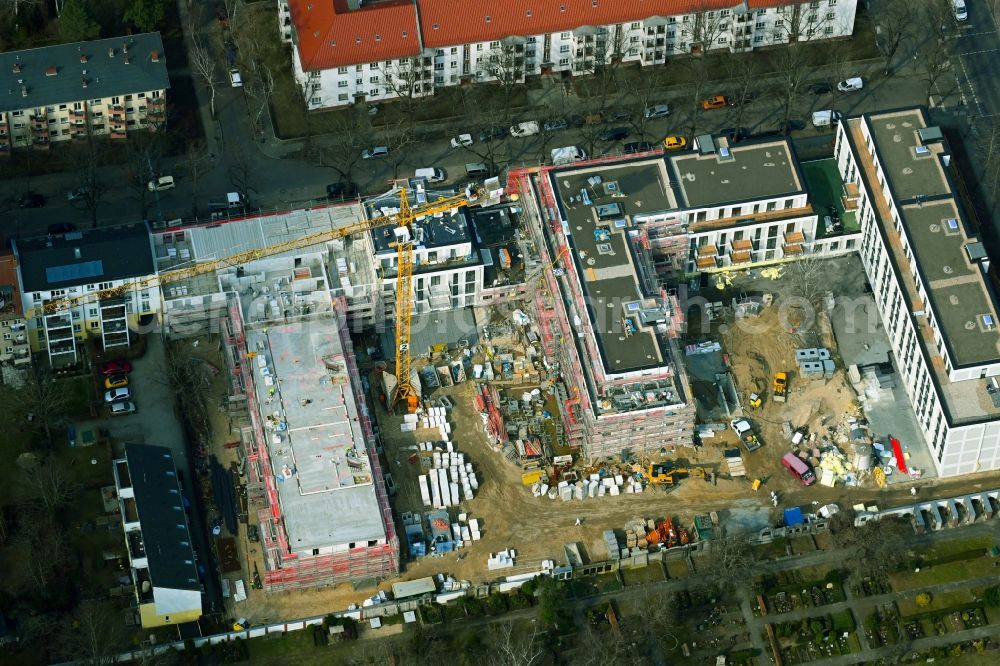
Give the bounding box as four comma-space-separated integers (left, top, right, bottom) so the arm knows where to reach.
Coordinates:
142, 134, 964, 622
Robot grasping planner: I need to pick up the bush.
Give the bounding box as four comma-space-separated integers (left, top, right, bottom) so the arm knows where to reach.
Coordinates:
984, 585, 1000, 607
915, 593, 932, 608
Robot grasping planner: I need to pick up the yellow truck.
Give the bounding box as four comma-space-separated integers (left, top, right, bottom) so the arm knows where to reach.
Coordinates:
773, 372, 788, 403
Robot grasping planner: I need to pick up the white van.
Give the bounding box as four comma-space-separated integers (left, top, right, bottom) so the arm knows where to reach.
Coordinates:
954, 0, 968, 21
551, 146, 587, 166
811, 110, 843, 128
415, 167, 446, 183
837, 77, 863, 92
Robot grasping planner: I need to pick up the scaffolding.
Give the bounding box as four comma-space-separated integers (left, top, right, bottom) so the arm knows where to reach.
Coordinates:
221, 295, 399, 593
509, 166, 696, 460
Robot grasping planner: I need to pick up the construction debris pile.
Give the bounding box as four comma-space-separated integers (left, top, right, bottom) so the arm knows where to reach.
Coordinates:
615, 516, 691, 558
531, 468, 645, 501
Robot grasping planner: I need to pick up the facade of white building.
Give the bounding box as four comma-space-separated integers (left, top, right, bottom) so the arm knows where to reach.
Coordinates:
13, 223, 159, 364
837, 107, 1000, 477
279, 0, 857, 110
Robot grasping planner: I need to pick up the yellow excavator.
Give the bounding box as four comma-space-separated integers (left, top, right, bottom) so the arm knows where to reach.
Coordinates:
637, 462, 708, 486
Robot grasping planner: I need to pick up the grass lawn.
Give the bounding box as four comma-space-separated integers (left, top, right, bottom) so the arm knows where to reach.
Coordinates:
789, 536, 817, 555
921, 536, 993, 563
666, 558, 690, 579
897, 588, 985, 617
621, 565, 666, 587
890, 557, 997, 591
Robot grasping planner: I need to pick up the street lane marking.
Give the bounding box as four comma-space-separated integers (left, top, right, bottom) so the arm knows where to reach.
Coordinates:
955, 54, 984, 116
956, 48, 1000, 55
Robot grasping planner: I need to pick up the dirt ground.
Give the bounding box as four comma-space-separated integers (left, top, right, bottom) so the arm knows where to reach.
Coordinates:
719, 301, 859, 494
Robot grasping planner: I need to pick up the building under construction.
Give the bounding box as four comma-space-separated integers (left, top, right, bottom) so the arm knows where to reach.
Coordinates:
511, 160, 695, 460
510, 136, 859, 459
219, 257, 398, 591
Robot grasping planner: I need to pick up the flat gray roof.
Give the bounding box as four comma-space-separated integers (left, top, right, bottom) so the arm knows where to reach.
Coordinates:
0, 33, 169, 113
248, 321, 385, 552
669, 139, 801, 208
899, 187, 1000, 368
867, 109, 951, 202
549, 158, 673, 375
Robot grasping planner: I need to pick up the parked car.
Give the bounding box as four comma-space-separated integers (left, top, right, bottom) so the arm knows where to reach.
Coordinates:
565, 114, 585, 128
104, 374, 129, 390
66, 187, 91, 201
110, 401, 137, 416
623, 141, 654, 154
778, 119, 806, 134
361, 145, 389, 159
48, 222, 77, 235
229, 68, 242, 87
15, 192, 44, 208
450, 133, 473, 148
719, 127, 750, 142
478, 126, 507, 142
663, 136, 688, 151
702, 95, 727, 110
728, 92, 756, 107
100, 360, 132, 375
415, 167, 447, 183
326, 182, 359, 200
954, 0, 968, 21
809, 82, 833, 95
837, 77, 863, 92
543, 119, 568, 132
147, 175, 175, 192
643, 104, 672, 119
607, 109, 631, 122
509, 121, 540, 137
104, 387, 132, 403
598, 127, 630, 141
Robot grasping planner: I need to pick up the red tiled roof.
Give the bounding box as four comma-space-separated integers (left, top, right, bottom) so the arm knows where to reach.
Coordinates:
290, 0, 421, 71
291, 0, 797, 70
0, 252, 24, 317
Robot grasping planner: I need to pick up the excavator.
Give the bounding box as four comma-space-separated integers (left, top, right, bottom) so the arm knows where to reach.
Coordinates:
637, 462, 709, 486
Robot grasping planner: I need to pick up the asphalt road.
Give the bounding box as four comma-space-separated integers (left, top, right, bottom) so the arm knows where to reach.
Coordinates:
952, 0, 1000, 116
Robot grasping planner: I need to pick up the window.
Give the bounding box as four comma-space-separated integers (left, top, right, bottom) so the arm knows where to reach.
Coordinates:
450, 47, 458, 54
666, 31, 675, 38
560, 44, 569, 53
137, 93, 145, 99
111, 96, 120, 104
828, 0, 837, 5
775, 20, 784, 26
434, 62, 444, 70
754, 35, 764, 42
755, 22, 765, 29
450, 61, 457, 68
338, 93, 348, 101
826, 12, 835, 19
628, 48, 638, 56
337, 66, 348, 74
720, 9, 730, 16
559, 58, 569, 66
810, 0, 819, 7
476, 44, 483, 51
718, 37, 727, 44
631, 22, 640, 29
356, 78, 363, 85
527, 36, 536, 43
91, 99, 101, 105
58, 104, 67, 110
369, 76, 380, 83
11, 110, 22, 117
370, 88, 379, 95
90, 321, 100, 329
807, 28, 816, 36
338, 80, 348, 87
668, 17, 676, 23
824, 26, 834, 34
489, 41, 500, 48
560, 32, 570, 39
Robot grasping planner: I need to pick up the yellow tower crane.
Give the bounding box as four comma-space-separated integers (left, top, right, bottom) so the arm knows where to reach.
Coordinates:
29, 185, 482, 412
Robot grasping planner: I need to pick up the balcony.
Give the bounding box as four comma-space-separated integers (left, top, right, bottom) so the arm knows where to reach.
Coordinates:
110, 105, 126, 120
127, 529, 146, 560
31, 124, 49, 137
783, 243, 803, 255
70, 108, 86, 119
730, 248, 753, 264
696, 255, 719, 269
784, 230, 806, 244
147, 96, 165, 109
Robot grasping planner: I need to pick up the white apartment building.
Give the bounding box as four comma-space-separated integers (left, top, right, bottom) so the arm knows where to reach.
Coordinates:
837, 107, 1000, 477
0, 33, 169, 153
279, 0, 857, 110
113, 444, 202, 628
13, 223, 159, 364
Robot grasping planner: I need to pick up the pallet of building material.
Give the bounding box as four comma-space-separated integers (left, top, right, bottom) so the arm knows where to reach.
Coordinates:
418, 475, 432, 507
451, 483, 460, 506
